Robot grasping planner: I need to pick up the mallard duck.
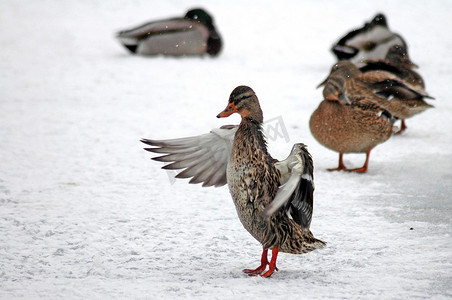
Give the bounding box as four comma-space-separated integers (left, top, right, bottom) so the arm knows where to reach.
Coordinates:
310, 61, 397, 172
141, 86, 325, 277
359, 45, 434, 134
331, 13, 406, 65
116, 8, 222, 56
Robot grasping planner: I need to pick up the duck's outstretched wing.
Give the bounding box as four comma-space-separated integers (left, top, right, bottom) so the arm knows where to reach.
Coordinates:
263, 143, 315, 229
141, 125, 236, 187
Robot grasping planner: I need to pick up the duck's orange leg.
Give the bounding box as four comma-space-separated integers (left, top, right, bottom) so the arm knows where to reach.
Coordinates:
243, 247, 268, 276
328, 153, 347, 171
395, 119, 407, 135
261, 248, 279, 278
347, 149, 370, 173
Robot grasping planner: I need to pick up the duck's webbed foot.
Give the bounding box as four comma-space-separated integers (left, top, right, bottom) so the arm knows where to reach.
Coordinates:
243, 247, 279, 278
346, 166, 368, 173
394, 119, 407, 135
328, 153, 347, 171
243, 248, 268, 276
345, 149, 370, 173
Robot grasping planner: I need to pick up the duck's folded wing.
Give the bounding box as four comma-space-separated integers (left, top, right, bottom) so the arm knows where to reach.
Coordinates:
140, 125, 236, 187
116, 19, 198, 41
263, 143, 315, 229
359, 71, 433, 100
360, 61, 426, 89
359, 61, 404, 76
372, 79, 433, 100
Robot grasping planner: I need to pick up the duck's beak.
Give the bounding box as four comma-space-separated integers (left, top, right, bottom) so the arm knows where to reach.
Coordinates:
325, 92, 351, 106
316, 77, 328, 89
216, 102, 238, 118
406, 60, 419, 69
337, 93, 351, 106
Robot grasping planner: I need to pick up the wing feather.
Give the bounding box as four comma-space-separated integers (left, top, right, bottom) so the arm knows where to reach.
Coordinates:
263, 143, 315, 229
141, 126, 236, 187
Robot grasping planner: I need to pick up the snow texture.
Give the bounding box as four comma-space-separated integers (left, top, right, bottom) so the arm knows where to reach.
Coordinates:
1, 0, 451, 299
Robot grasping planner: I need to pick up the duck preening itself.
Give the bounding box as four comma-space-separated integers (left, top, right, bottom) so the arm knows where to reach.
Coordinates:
310, 61, 397, 172
141, 86, 325, 277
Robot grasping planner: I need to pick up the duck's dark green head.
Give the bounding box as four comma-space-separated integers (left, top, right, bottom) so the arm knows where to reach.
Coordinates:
185, 8, 222, 56
217, 86, 263, 123
185, 8, 214, 29
370, 13, 388, 28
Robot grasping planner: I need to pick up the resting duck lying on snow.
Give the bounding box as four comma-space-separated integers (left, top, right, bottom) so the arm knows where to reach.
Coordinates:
331, 13, 406, 66
141, 86, 325, 277
116, 8, 222, 56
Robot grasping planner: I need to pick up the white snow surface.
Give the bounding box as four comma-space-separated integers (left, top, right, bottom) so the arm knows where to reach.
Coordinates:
1, 0, 451, 299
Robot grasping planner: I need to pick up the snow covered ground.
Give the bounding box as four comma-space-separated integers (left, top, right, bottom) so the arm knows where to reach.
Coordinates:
1, 0, 451, 298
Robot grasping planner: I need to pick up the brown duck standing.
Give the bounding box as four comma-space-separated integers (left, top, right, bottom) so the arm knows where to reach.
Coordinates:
310, 61, 397, 172
359, 44, 434, 134
142, 86, 325, 277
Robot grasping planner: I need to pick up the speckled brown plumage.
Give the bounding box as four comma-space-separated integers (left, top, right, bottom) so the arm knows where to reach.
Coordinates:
310, 61, 396, 172
227, 110, 321, 255
142, 85, 325, 278
359, 45, 434, 134
219, 86, 325, 276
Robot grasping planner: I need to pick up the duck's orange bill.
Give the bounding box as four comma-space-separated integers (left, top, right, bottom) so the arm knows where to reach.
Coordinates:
216, 102, 238, 118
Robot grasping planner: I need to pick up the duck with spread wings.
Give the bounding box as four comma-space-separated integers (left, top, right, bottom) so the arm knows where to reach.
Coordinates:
141, 86, 325, 277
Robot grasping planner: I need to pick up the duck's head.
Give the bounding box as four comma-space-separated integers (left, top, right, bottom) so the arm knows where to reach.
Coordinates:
385, 44, 418, 68
330, 61, 361, 76
319, 61, 361, 105
217, 86, 264, 123
317, 61, 360, 88
185, 8, 214, 29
